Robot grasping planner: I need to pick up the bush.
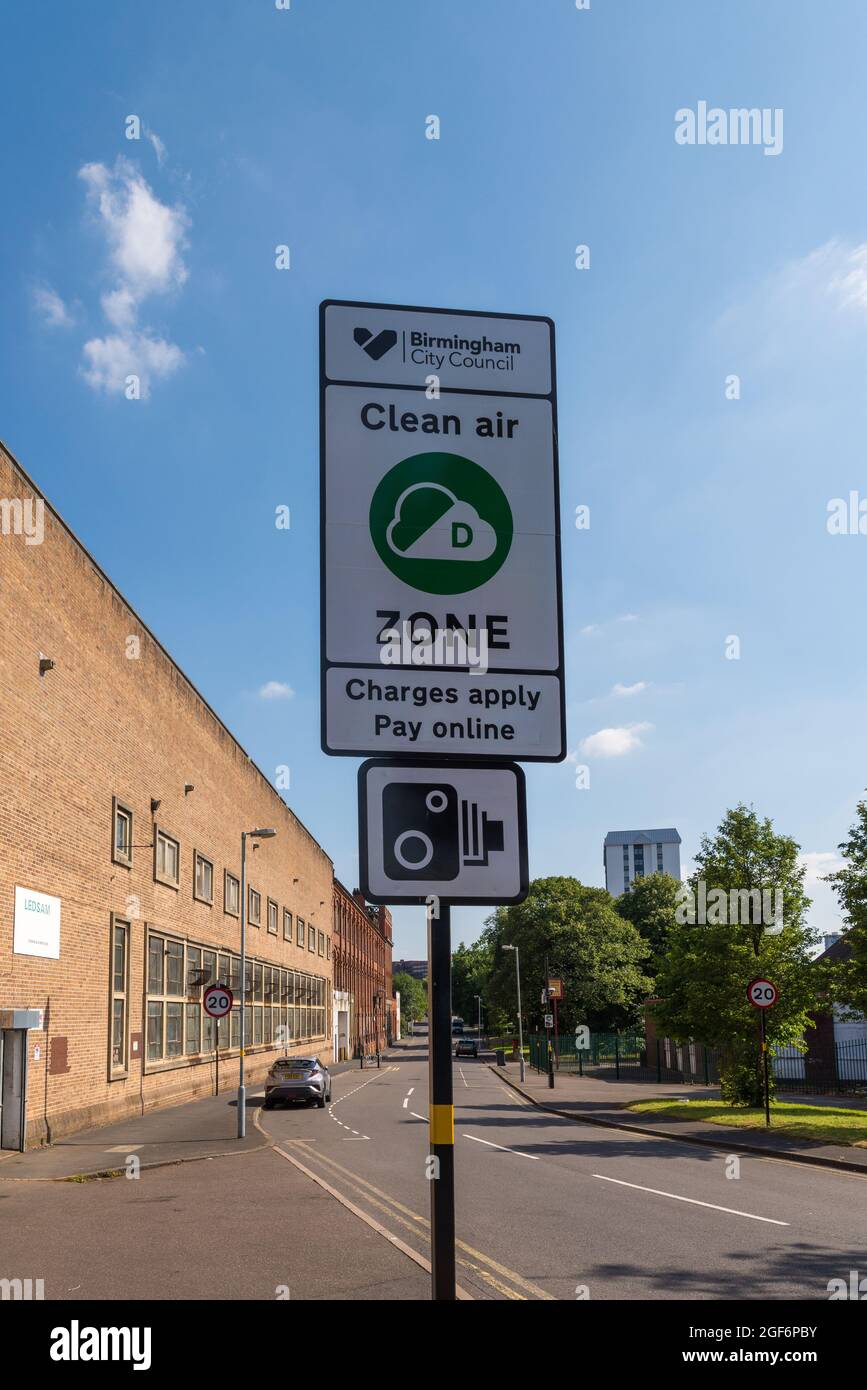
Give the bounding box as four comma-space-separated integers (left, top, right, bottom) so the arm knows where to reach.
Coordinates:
719, 1047, 774, 1107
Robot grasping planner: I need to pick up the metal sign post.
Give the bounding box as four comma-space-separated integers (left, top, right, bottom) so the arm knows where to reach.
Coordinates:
428, 900, 456, 1300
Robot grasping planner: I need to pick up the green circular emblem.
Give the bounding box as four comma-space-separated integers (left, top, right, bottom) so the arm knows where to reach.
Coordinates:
369, 452, 513, 596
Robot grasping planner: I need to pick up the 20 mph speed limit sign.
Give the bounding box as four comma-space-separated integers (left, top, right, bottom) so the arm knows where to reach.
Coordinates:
747, 979, 778, 1009
203, 985, 234, 1018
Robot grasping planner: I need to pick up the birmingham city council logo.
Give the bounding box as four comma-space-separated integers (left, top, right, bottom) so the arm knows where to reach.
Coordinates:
369, 452, 513, 595
354, 326, 397, 360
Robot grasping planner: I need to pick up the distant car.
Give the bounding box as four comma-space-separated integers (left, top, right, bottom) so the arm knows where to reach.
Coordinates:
452, 1021, 464, 1035
263, 1056, 331, 1109
455, 1039, 478, 1058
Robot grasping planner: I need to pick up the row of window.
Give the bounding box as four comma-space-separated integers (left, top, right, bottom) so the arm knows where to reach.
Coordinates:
112, 797, 330, 959
111, 923, 330, 1072
621, 841, 666, 891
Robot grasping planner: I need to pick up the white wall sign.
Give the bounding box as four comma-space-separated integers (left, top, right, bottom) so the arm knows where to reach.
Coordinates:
14, 886, 61, 959
320, 300, 565, 761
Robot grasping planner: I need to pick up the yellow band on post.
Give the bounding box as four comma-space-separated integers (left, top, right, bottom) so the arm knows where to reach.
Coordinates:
430, 1104, 454, 1145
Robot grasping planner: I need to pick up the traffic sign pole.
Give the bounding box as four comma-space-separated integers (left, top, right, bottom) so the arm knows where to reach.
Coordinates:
428, 901, 456, 1301
760, 1008, 771, 1128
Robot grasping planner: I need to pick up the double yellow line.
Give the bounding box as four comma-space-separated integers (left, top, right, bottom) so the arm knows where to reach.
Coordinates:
276, 1138, 554, 1301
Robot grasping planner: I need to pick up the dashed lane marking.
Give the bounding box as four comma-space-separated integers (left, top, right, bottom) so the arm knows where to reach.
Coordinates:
327, 1063, 399, 1136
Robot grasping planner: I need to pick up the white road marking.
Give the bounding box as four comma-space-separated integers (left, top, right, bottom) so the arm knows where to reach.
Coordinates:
459, 1067, 469, 1088
407, 1087, 414, 1096
463, 1134, 539, 1161
591, 1174, 790, 1225
410, 1112, 427, 1122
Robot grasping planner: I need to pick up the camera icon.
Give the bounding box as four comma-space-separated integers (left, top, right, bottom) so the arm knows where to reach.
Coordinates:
382, 781, 504, 881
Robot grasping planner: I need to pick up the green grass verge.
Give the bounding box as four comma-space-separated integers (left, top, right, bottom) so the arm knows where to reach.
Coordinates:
626, 1098, 867, 1146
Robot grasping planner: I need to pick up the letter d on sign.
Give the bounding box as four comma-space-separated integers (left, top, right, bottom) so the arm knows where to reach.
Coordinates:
451, 522, 472, 549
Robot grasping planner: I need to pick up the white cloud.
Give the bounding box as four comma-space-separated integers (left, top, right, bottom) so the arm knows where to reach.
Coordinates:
146, 129, 167, 166
612, 681, 648, 698
798, 850, 845, 889
258, 681, 295, 701
79, 159, 188, 298
77, 158, 188, 396
798, 851, 847, 944
33, 285, 72, 327
717, 239, 867, 375
580, 613, 638, 636
579, 723, 652, 758
81, 332, 185, 398
824, 242, 867, 313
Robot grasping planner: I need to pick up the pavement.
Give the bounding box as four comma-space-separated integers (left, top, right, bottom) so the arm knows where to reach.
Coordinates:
489, 1060, 867, 1174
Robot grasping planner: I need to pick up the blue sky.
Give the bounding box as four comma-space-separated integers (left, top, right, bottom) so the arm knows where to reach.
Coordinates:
3, 0, 867, 956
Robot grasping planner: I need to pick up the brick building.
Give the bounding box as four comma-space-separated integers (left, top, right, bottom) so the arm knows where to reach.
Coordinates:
332, 881, 393, 1059
0, 442, 334, 1149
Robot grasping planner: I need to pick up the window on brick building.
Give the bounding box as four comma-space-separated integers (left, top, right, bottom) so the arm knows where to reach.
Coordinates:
224, 871, 240, 917
112, 799, 133, 868
297, 917, 305, 948
267, 898, 278, 935
318, 931, 325, 956
110, 918, 129, 1074
283, 908, 293, 943
155, 828, 180, 887
326, 936, 331, 961
194, 851, 214, 905
248, 887, 261, 927
308, 923, 316, 952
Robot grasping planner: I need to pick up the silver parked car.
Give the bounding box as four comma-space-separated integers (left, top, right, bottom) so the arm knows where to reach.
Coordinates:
263, 1056, 332, 1109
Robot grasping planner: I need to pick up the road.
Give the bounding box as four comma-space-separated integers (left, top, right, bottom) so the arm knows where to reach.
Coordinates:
260, 1034, 867, 1300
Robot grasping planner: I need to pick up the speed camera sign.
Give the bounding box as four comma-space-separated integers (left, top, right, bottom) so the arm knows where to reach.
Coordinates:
747, 979, 778, 1009
203, 985, 233, 1018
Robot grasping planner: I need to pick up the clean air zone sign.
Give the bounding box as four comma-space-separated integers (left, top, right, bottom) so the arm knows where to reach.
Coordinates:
320, 299, 565, 761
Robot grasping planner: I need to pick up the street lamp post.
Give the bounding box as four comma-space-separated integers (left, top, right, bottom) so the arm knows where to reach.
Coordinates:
474, 994, 482, 1041
238, 827, 276, 1138
503, 945, 525, 1082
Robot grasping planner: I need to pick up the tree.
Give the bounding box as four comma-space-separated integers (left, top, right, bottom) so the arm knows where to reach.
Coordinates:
393, 971, 427, 1033
615, 872, 681, 980
824, 793, 867, 1016
481, 876, 652, 1036
450, 938, 511, 1033
652, 805, 821, 1105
